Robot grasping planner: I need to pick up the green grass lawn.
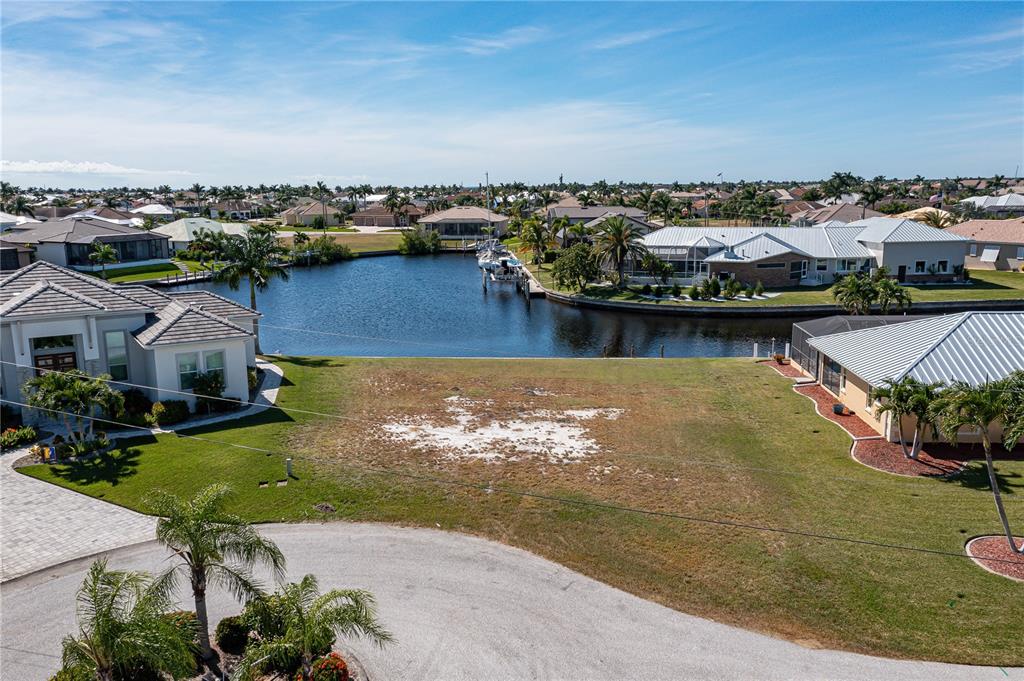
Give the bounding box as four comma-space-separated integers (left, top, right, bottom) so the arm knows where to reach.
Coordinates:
288, 226, 358, 233
92, 262, 183, 283
527, 261, 1024, 308
278, 232, 403, 253
20, 357, 1024, 665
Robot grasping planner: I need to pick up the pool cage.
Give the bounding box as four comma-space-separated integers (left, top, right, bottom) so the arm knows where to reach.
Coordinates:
790, 315, 930, 380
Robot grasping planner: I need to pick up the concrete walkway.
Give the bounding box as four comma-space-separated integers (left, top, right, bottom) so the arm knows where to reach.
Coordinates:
2, 523, 1019, 681
0, 360, 282, 582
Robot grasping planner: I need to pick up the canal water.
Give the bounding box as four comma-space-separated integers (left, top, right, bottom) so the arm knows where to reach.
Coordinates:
186, 255, 802, 358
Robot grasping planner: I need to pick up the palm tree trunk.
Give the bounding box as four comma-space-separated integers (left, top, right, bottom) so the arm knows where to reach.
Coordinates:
302, 654, 314, 681
982, 434, 1021, 553
249, 277, 261, 355
617, 259, 625, 289
192, 575, 214, 660
895, 418, 911, 458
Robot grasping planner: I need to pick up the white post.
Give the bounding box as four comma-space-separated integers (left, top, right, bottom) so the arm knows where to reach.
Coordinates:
752, 342, 758, 358
285, 458, 293, 478
785, 342, 791, 359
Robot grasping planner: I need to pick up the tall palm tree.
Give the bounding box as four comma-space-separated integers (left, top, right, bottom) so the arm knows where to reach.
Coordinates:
521, 217, 548, 265
934, 379, 1022, 554
59, 560, 195, 681
190, 183, 205, 216
88, 241, 119, 279
593, 215, 648, 289
7, 195, 36, 217
145, 484, 286, 661
236, 574, 392, 681
549, 215, 571, 247
858, 183, 886, 217
215, 231, 289, 354
873, 377, 941, 459
314, 181, 331, 231
874, 277, 912, 313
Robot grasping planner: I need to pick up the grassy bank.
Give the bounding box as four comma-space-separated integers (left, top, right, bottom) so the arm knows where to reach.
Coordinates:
93, 262, 182, 283
277, 232, 402, 253
20, 357, 1024, 665
527, 261, 1024, 308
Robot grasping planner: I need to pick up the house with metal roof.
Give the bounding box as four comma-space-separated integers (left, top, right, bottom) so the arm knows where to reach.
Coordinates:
152, 218, 249, 253
959, 194, 1024, 217
0, 261, 259, 420
805, 311, 1024, 444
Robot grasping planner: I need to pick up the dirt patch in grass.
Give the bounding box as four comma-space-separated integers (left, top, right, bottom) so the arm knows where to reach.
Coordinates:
757, 359, 806, 379
967, 536, 1024, 581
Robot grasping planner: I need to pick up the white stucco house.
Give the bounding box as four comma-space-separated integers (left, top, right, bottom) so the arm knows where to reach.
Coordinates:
151, 218, 250, 253
0, 261, 260, 421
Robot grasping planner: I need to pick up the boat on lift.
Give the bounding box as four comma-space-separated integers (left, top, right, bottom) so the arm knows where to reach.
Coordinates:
477, 240, 523, 282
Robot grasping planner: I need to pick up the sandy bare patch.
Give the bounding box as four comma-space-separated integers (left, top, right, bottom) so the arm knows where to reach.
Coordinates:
380, 396, 624, 463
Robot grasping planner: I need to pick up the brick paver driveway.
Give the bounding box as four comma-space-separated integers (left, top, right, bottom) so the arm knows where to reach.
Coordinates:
0, 449, 156, 581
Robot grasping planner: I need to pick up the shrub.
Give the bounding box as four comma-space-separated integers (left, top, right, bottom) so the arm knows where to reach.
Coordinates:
772, 353, 787, 364
398, 228, 441, 255
305, 652, 350, 681
192, 371, 225, 415
653, 285, 663, 297
215, 615, 251, 654
147, 400, 190, 426
308, 236, 354, 265
688, 284, 700, 301
247, 367, 260, 392
542, 248, 561, 264
754, 280, 765, 296
641, 283, 652, 294
122, 388, 153, 417
745, 285, 754, 298
709, 277, 722, 297
0, 425, 37, 450
671, 283, 682, 297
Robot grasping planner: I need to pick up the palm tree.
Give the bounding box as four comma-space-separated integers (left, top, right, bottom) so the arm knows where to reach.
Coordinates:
873, 377, 942, 459
830, 273, 875, 314
7, 195, 36, 217
858, 183, 886, 218
314, 181, 331, 232
933, 379, 1023, 554
650, 191, 677, 224
236, 574, 393, 681
874, 276, 912, 313
593, 215, 648, 289
58, 559, 195, 681
918, 209, 958, 229
24, 369, 124, 444
549, 215, 571, 247
292, 230, 311, 265
521, 217, 548, 265
88, 242, 119, 279
190, 183, 205, 216
144, 484, 286, 661
215, 231, 289, 354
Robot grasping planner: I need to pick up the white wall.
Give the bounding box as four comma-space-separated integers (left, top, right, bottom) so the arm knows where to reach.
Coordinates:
876, 242, 968, 274
34, 243, 68, 266
151, 338, 249, 409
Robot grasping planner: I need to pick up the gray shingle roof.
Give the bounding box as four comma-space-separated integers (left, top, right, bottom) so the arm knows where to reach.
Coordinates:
116, 285, 174, 309
133, 301, 253, 347
0, 281, 107, 317
8, 217, 168, 245
167, 290, 260, 318
808, 312, 1024, 387
0, 261, 153, 313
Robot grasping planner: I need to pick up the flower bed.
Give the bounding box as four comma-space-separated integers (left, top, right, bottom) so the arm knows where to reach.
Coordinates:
792, 384, 882, 439
852, 439, 966, 477
966, 536, 1024, 582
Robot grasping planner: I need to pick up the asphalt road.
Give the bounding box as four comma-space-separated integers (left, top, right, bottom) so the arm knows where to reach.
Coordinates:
2, 523, 1020, 680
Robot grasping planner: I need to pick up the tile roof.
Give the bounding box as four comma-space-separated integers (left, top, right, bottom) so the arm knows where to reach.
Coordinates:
808, 312, 1024, 387
796, 203, 882, 224
418, 206, 508, 224
0, 281, 107, 317
152, 218, 249, 241
850, 218, 969, 243
167, 290, 260, 318
116, 284, 175, 308
546, 205, 647, 220
946, 218, 1024, 245
7, 217, 168, 244
133, 301, 253, 347
0, 261, 152, 313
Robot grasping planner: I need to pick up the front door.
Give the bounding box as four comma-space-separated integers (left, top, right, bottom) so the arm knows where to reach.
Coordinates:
897, 265, 907, 282
34, 352, 77, 375
790, 260, 808, 281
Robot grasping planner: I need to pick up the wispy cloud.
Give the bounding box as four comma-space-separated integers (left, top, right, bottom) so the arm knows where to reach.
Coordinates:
1, 160, 193, 176
943, 46, 1023, 74
941, 23, 1024, 47
589, 26, 683, 50
457, 26, 548, 55
0, 1, 109, 28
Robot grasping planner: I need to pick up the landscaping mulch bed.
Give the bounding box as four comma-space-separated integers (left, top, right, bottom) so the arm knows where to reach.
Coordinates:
966, 536, 1024, 582
757, 359, 806, 379
793, 384, 881, 439
852, 439, 966, 477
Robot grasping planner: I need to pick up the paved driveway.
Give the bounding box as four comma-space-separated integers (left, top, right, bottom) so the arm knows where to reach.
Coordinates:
3, 523, 1019, 681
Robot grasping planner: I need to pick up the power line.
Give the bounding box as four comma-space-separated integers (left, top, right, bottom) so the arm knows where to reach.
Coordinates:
5, 359, 1020, 503
6, 399, 1022, 566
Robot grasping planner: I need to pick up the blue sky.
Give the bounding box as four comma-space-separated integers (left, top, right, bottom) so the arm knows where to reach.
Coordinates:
1, 1, 1021, 188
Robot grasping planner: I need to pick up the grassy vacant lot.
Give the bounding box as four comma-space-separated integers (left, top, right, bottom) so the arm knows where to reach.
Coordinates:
277, 232, 403, 253
95, 262, 182, 283
527, 262, 1024, 308
21, 358, 1024, 665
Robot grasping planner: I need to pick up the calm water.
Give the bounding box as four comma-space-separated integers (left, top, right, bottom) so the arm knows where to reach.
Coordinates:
185, 255, 800, 358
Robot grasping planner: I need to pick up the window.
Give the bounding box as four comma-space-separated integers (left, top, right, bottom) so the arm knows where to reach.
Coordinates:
1017, 246, 1024, 260
969, 244, 977, 256
865, 388, 873, 412
756, 262, 784, 269
816, 260, 827, 271
937, 260, 948, 273
204, 350, 225, 381
177, 352, 199, 390
104, 331, 128, 381
837, 259, 857, 272
840, 369, 847, 393
32, 335, 75, 350
914, 260, 926, 274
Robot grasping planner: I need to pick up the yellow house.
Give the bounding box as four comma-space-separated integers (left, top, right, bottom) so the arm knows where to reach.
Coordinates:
806, 312, 1024, 445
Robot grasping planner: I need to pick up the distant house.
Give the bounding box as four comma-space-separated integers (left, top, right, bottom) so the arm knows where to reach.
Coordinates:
351, 204, 423, 228
804, 312, 1024, 445
28, 206, 78, 221
959, 194, 1024, 217
209, 200, 258, 221
546, 205, 647, 225
130, 204, 176, 222
152, 218, 249, 253
418, 206, 508, 238
0, 237, 34, 271
0, 261, 258, 418
790, 203, 882, 226
560, 212, 656, 244
5, 217, 171, 272
0, 211, 41, 232
68, 206, 142, 226
946, 218, 1024, 271
281, 202, 341, 227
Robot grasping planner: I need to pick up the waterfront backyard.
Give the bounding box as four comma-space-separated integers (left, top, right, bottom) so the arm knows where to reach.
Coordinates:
20, 356, 1024, 666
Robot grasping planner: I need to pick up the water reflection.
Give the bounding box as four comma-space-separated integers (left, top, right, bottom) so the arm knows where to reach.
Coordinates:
184, 255, 803, 358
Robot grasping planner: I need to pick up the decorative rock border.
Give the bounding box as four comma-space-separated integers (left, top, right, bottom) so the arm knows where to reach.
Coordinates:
965, 535, 1024, 582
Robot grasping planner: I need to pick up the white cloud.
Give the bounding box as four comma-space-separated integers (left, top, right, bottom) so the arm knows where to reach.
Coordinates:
1, 160, 193, 176
457, 26, 548, 55
0, 1, 108, 28
590, 26, 683, 50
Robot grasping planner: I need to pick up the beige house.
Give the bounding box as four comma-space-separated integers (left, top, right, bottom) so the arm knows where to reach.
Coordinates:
806, 312, 1024, 445
946, 218, 1024, 271
281, 202, 341, 227
418, 206, 508, 238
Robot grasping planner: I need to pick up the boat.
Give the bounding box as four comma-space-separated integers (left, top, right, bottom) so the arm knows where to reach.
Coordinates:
477, 241, 523, 282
